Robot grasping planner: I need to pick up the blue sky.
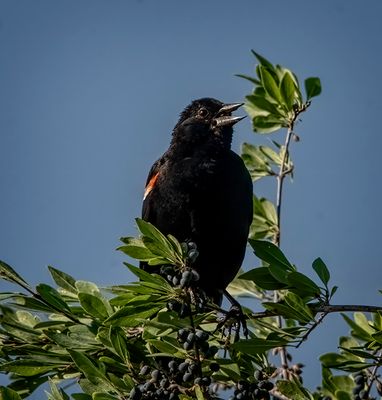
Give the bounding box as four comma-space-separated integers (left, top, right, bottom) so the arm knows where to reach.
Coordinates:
1, 0, 382, 395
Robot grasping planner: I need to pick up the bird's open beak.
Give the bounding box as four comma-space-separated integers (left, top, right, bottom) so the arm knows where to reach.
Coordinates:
213, 102, 246, 127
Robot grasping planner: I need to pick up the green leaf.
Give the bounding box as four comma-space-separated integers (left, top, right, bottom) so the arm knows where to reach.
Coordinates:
78, 293, 109, 320
252, 115, 283, 134
232, 337, 287, 354
105, 304, 163, 327
341, 313, 373, 341
117, 237, 154, 260
251, 50, 275, 73
284, 292, 314, 324
280, 71, 297, 110
354, 312, 374, 334
320, 352, 369, 371
238, 267, 287, 290
109, 326, 129, 362
92, 394, 119, 400
75, 282, 113, 317
259, 66, 282, 103
46, 379, 70, 400
227, 275, 263, 299
125, 264, 171, 289
136, 219, 174, 260
305, 77, 322, 99
312, 258, 330, 286
235, 74, 261, 85
36, 284, 71, 312
249, 240, 293, 270
48, 266, 77, 294
246, 95, 281, 115
0, 360, 60, 376
277, 379, 314, 400
194, 385, 204, 400
0, 260, 29, 289
335, 391, 352, 400
331, 375, 354, 393
12, 295, 54, 312
249, 196, 278, 240
68, 350, 114, 390
287, 271, 321, 297
0, 386, 22, 400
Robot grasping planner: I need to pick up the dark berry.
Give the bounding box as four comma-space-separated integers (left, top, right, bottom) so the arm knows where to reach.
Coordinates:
207, 345, 218, 357
254, 370, 263, 381
194, 377, 202, 385
177, 328, 189, 342
160, 378, 169, 388
188, 362, 198, 373
160, 265, 174, 275
354, 375, 365, 385
172, 276, 180, 286
139, 365, 150, 376
151, 369, 160, 381
353, 384, 364, 394
180, 278, 187, 288
183, 372, 193, 382
358, 390, 368, 399
199, 341, 209, 353
186, 332, 196, 344
195, 330, 209, 342
188, 242, 197, 250
183, 341, 193, 350
262, 381, 274, 391
182, 270, 193, 282
188, 249, 199, 263
178, 361, 189, 373
201, 376, 211, 386
179, 303, 190, 318
191, 269, 200, 281
167, 300, 181, 312
129, 387, 142, 400
142, 381, 154, 392
237, 380, 248, 391
168, 360, 177, 371
210, 362, 220, 372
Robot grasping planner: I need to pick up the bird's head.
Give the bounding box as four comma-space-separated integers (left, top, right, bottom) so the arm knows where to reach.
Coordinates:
172, 98, 245, 151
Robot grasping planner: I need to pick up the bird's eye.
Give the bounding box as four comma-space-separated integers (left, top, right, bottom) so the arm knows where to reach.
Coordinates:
198, 108, 209, 118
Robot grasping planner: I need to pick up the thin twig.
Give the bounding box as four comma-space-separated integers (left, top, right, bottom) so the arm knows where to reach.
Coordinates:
249, 304, 382, 320
365, 351, 382, 398
295, 311, 328, 348
273, 119, 295, 378
275, 122, 294, 247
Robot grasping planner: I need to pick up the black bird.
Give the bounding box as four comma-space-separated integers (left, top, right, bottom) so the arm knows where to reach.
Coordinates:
141, 98, 253, 305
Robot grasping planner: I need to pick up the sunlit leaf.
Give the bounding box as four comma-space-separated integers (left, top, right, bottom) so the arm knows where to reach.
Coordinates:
312, 258, 330, 287
305, 77, 322, 99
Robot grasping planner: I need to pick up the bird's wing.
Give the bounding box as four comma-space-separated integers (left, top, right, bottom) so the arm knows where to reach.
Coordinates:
142, 157, 165, 221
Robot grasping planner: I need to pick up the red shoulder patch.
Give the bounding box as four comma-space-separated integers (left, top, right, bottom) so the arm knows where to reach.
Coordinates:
143, 172, 159, 200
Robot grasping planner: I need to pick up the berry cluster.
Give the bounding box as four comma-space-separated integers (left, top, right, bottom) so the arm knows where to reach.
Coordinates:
160, 265, 200, 289
129, 356, 215, 400
177, 328, 218, 359
352, 371, 374, 400
229, 372, 274, 400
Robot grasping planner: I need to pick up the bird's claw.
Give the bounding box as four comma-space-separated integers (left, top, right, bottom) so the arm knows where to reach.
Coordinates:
216, 304, 248, 341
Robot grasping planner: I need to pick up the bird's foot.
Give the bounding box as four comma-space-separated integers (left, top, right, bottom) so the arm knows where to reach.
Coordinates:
216, 303, 248, 342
